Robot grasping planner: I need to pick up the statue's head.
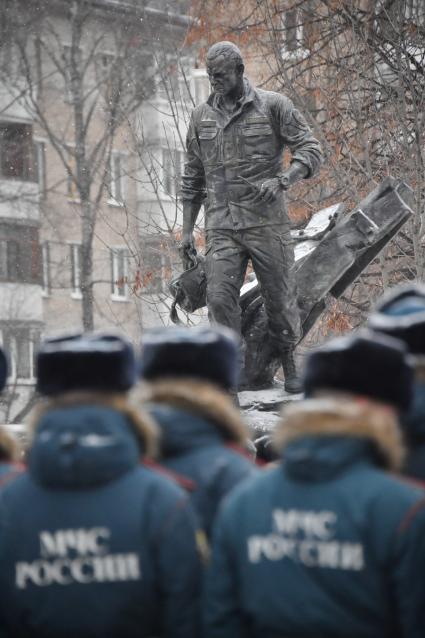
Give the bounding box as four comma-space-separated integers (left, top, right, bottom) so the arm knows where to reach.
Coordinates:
206, 41, 244, 97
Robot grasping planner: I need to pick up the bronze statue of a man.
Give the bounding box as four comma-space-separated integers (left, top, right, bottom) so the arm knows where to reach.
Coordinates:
180, 41, 323, 392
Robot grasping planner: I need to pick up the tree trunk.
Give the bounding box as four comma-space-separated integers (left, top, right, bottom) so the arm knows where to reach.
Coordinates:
81, 200, 95, 331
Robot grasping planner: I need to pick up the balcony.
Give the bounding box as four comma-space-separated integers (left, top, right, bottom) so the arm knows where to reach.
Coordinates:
0, 283, 42, 322
0, 121, 40, 222
0, 81, 35, 124
0, 180, 39, 223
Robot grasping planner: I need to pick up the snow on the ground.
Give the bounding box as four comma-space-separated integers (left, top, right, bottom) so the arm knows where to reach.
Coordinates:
239, 386, 302, 433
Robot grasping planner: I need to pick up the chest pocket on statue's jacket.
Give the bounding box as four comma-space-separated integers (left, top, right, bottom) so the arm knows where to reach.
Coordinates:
241, 116, 274, 158
198, 120, 219, 163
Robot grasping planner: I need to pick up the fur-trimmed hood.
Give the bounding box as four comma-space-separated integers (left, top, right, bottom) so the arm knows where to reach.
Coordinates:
275, 396, 405, 473
132, 378, 248, 449
28, 392, 158, 488
0, 426, 21, 463
30, 392, 158, 457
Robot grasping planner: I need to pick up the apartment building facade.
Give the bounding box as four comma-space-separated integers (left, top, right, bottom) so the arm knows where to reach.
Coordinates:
0, 0, 205, 421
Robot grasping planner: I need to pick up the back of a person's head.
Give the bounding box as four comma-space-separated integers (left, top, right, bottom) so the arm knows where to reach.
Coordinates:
30, 333, 157, 485
36, 332, 137, 397
274, 331, 414, 472
369, 284, 425, 458
303, 330, 413, 413
138, 325, 240, 392
369, 283, 425, 358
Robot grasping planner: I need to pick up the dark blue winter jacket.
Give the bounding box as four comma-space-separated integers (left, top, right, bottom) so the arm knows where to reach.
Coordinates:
204, 399, 425, 638
142, 379, 258, 537
402, 381, 425, 481
0, 401, 201, 638
0, 462, 23, 484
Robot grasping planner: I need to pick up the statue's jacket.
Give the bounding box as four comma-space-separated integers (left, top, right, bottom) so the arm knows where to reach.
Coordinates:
181, 79, 323, 230
204, 397, 425, 637
0, 400, 201, 638
139, 378, 258, 539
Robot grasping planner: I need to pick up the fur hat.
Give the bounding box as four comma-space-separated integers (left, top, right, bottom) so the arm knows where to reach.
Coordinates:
139, 325, 240, 390
303, 331, 414, 412
368, 283, 425, 355
36, 333, 137, 396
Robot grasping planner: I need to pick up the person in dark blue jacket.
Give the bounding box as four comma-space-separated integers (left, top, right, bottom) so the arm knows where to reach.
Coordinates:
204, 331, 425, 638
134, 325, 258, 538
0, 333, 201, 638
369, 283, 425, 481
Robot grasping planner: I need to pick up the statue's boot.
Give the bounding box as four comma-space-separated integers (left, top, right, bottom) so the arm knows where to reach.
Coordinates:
281, 348, 302, 394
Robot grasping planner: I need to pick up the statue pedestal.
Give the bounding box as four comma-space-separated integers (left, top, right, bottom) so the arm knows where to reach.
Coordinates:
239, 383, 302, 434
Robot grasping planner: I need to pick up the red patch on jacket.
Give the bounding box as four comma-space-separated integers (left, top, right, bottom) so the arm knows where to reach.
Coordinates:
143, 458, 197, 492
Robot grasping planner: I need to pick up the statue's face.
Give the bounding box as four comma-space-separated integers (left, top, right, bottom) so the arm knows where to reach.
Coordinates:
206, 55, 242, 96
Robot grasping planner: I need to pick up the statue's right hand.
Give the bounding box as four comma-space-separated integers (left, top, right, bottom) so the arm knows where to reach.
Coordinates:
179, 233, 197, 270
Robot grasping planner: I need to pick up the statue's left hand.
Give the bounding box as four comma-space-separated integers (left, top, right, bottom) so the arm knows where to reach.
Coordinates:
259, 178, 281, 203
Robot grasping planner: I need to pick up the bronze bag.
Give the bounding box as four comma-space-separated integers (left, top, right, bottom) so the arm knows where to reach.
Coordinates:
168, 255, 207, 323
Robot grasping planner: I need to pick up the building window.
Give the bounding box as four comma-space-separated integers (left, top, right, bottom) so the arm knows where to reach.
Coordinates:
111, 247, 128, 299
69, 243, 82, 297
106, 152, 127, 204
140, 236, 171, 294
95, 51, 116, 85
162, 148, 185, 197
0, 239, 20, 281
156, 54, 180, 101
2, 327, 39, 381
192, 68, 210, 105
95, 51, 125, 102
281, 7, 312, 56
0, 225, 40, 284
0, 123, 35, 182
41, 241, 50, 295
131, 52, 156, 101
406, 0, 425, 23
179, 73, 192, 103
33, 140, 46, 196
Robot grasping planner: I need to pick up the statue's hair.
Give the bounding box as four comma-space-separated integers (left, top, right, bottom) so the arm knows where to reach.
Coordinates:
206, 41, 244, 67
